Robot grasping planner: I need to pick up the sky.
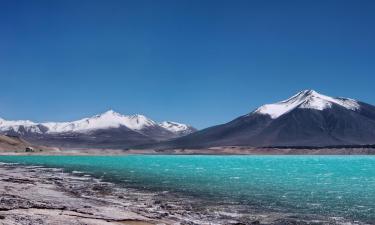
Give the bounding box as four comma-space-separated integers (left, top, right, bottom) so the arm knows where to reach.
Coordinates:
0, 0, 374, 129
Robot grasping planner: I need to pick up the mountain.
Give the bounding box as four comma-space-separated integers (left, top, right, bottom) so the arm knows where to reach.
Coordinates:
0, 110, 196, 149
0, 135, 29, 151
156, 90, 375, 148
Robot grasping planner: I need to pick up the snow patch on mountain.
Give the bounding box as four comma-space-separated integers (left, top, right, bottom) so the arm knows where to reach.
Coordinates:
159, 121, 192, 133
254, 90, 360, 119
0, 118, 42, 133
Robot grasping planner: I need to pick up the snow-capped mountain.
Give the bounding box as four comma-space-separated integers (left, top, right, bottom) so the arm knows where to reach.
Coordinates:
0, 110, 196, 149
159, 121, 197, 135
156, 90, 375, 148
42, 110, 158, 133
254, 90, 360, 119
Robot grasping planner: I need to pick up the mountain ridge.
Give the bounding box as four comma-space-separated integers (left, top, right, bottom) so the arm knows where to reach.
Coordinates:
0, 110, 197, 149
0, 110, 196, 134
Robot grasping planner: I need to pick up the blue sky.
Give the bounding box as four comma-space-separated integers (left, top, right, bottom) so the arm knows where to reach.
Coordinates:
0, 0, 374, 129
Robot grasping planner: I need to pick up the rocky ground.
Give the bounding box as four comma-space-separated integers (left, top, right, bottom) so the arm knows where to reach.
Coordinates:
0, 163, 368, 225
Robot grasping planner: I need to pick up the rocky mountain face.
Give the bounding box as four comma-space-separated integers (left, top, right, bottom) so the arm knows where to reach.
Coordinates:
156, 90, 375, 148
0, 110, 196, 149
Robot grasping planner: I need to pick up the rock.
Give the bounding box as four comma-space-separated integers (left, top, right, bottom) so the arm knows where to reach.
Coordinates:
25, 147, 34, 152
181, 221, 199, 225
230, 220, 260, 225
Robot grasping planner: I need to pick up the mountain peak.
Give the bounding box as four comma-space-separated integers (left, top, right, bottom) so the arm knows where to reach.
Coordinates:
297, 89, 318, 96
100, 109, 121, 117
128, 114, 147, 119
254, 90, 360, 119
285, 89, 322, 101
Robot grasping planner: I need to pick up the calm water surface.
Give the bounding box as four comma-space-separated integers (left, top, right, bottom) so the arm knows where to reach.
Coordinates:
0, 155, 374, 223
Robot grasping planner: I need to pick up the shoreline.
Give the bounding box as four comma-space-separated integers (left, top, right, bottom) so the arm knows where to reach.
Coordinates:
0, 163, 159, 225
0, 162, 265, 225
0, 161, 369, 225
1, 146, 375, 156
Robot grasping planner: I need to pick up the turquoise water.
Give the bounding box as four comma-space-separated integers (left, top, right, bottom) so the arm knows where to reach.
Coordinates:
0, 155, 375, 223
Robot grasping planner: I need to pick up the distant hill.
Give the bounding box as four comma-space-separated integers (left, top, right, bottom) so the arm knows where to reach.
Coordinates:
0, 135, 34, 151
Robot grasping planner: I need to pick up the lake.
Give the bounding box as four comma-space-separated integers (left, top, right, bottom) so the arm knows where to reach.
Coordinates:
0, 155, 374, 223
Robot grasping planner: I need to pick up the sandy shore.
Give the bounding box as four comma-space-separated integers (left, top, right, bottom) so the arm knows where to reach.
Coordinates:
0, 163, 368, 225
